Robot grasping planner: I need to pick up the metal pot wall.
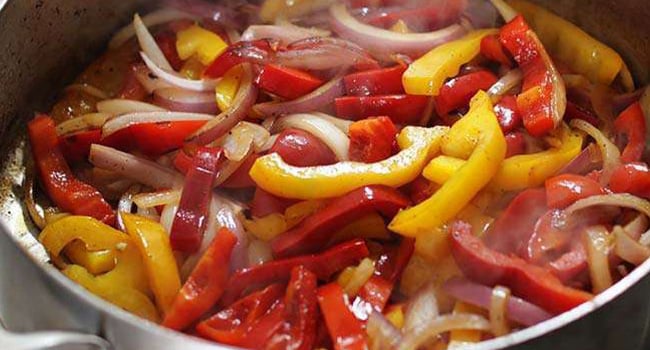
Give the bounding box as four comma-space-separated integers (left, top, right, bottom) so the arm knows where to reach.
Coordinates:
0, 1, 649, 349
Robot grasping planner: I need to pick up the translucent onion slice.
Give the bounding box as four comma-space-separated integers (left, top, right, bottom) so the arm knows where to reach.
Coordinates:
489, 285, 511, 336
134, 64, 173, 93
272, 113, 351, 161
583, 225, 613, 293
313, 112, 353, 134
153, 88, 219, 114
488, 69, 523, 103
570, 119, 621, 185
64, 84, 110, 100
220, 122, 271, 162
132, 189, 182, 209
367, 311, 402, 350
247, 239, 273, 266
133, 13, 173, 71
341, 258, 375, 297
613, 226, 650, 265
403, 282, 439, 334
489, 0, 518, 22
102, 111, 212, 138
565, 194, 650, 224
241, 23, 330, 45
109, 8, 195, 49
96, 99, 166, 115
329, 3, 467, 58
397, 314, 491, 350
55, 113, 112, 136
89, 144, 183, 189
141, 52, 220, 92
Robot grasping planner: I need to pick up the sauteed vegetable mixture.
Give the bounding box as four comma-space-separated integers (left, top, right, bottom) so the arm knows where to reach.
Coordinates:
26, 0, 650, 348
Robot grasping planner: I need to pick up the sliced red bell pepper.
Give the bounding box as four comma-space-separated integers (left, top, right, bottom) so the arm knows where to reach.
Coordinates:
450, 221, 593, 314
565, 101, 600, 127
221, 153, 260, 188
163, 228, 237, 330
250, 188, 298, 218
222, 239, 370, 305
480, 34, 513, 67
614, 102, 647, 163
155, 30, 184, 71
494, 95, 522, 133
173, 149, 194, 174
500, 16, 564, 136
374, 237, 415, 283
256, 64, 323, 100
170, 147, 222, 252
548, 241, 588, 283
239, 301, 287, 349
505, 131, 526, 157
335, 95, 430, 124
269, 128, 337, 167
343, 65, 406, 97
610, 162, 650, 199
317, 283, 368, 350
196, 284, 285, 345
204, 39, 274, 78
28, 115, 115, 225
406, 175, 437, 205
348, 116, 398, 163
434, 70, 498, 116
59, 129, 102, 164
485, 188, 547, 256
266, 266, 319, 350
129, 120, 208, 157
271, 185, 409, 258
545, 174, 606, 209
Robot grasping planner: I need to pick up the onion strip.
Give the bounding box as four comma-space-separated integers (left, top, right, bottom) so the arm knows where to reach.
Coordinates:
488, 69, 523, 103
132, 189, 182, 209
272, 113, 350, 161
489, 286, 511, 336
102, 111, 213, 138
584, 225, 613, 293
141, 52, 219, 92
133, 13, 173, 71
565, 194, 650, 224
570, 119, 621, 185
55, 113, 112, 136
397, 314, 490, 350
403, 282, 439, 334
109, 8, 194, 49
64, 84, 110, 100
367, 311, 402, 350
489, 0, 518, 22
96, 99, 166, 115
614, 226, 650, 265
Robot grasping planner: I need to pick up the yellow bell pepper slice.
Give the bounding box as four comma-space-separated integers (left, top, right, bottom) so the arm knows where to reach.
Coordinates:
507, 0, 629, 89
284, 200, 326, 228
244, 213, 288, 241
448, 302, 484, 349
64, 240, 116, 275
389, 91, 506, 237
180, 57, 205, 80
250, 126, 448, 200
384, 304, 405, 329
423, 125, 584, 192
176, 24, 228, 66
39, 216, 130, 258
215, 65, 243, 112
330, 213, 391, 243
402, 29, 498, 96
121, 213, 181, 316
64, 264, 159, 322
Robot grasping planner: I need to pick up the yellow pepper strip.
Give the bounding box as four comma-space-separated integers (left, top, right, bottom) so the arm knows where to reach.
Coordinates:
507, 0, 627, 89
96, 241, 152, 297
402, 29, 498, 96
259, 0, 333, 23
39, 216, 130, 258
337, 258, 375, 297
423, 125, 584, 192
389, 91, 506, 237
180, 57, 205, 80
176, 24, 228, 65
244, 213, 287, 241
284, 200, 326, 228
384, 304, 405, 329
448, 302, 485, 349
390, 20, 411, 34
329, 213, 391, 244
215, 65, 243, 112
64, 240, 116, 275
250, 126, 448, 200
121, 213, 181, 316
64, 264, 159, 322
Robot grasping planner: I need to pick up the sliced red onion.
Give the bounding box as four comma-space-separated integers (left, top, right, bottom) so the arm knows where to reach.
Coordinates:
241, 23, 331, 45
163, 0, 241, 29
463, 0, 500, 29
132, 189, 182, 208
220, 122, 271, 161
489, 0, 518, 22
213, 194, 249, 271
96, 99, 166, 115
253, 74, 345, 118
64, 84, 110, 100
248, 239, 273, 266
117, 186, 140, 231
570, 119, 620, 185
189, 64, 258, 145
272, 113, 350, 161
614, 226, 650, 266
565, 194, 650, 224
109, 8, 195, 49
442, 277, 553, 326
313, 112, 353, 134
558, 143, 602, 175
403, 282, 439, 333
584, 225, 613, 293
134, 64, 173, 93
276, 37, 379, 71
398, 314, 490, 350
102, 111, 213, 138
55, 113, 112, 136
153, 88, 219, 114
134, 13, 173, 71
329, 3, 467, 58
160, 202, 180, 236
141, 52, 219, 92
490, 285, 511, 336
89, 144, 183, 189
488, 69, 523, 103
612, 88, 644, 114
367, 311, 402, 350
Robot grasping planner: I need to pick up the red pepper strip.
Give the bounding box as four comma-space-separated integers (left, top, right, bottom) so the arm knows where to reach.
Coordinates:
204, 39, 274, 78
545, 174, 606, 209
129, 120, 208, 157
375, 238, 415, 283
348, 117, 398, 163
480, 34, 513, 67
155, 30, 184, 71
494, 95, 522, 133
196, 284, 285, 345
170, 147, 222, 252
28, 115, 115, 225
317, 283, 368, 350
173, 149, 194, 174
163, 228, 237, 330
450, 221, 593, 314
614, 102, 647, 163
222, 239, 370, 305
118, 64, 148, 100
505, 131, 526, 157
484, 188, 547, 256
267, 266, 319, 350
434, 71, 498, 116
250, 188, 297, 218
269, 128, 337, 167
221, 153, 260, 189
500, 16, 564, 136
565, 101, 600, 127
256, 64, 323, 100
239, 301, 287, 349
610, 162, 650, 199
343, 65, 406, 97
335, 95, 430, 124
548, 242, 588, 283
271, 186, 409, 258
59, 129, 102, 163
407, 176, 437, 205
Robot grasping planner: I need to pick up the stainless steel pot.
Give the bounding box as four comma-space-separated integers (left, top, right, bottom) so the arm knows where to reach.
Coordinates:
0, 1, 649, 349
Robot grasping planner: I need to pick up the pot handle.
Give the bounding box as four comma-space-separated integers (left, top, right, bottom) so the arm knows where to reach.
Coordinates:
0, 326, 111, 350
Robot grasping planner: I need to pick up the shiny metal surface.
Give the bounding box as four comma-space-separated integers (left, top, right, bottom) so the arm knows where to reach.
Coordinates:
0, 1, 649, 349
